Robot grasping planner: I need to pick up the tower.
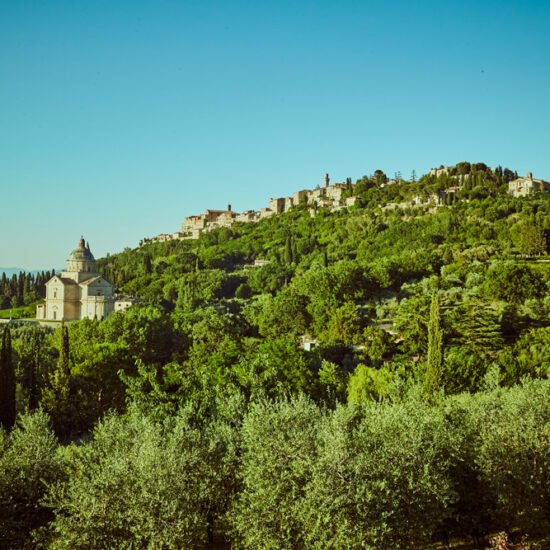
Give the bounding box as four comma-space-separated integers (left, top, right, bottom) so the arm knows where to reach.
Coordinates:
324, 173, 330, 188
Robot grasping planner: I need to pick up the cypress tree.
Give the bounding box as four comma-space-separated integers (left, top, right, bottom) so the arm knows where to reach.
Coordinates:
292, 241, 299, 264
10, 274, 17, 298
284, 236, 293, 264
42, 321, 73, 436
28, 328, 41, 410
59, 321, 70, 376
425, 293, 444, 394
144, 254, 152, 274
0, 325, 16, 430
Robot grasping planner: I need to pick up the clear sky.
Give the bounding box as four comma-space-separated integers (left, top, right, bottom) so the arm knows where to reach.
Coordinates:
1, 0, 549, 269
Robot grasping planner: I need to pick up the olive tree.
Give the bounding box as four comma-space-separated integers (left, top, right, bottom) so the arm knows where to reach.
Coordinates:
301, 399, 455, 549
45, 404, 241, 549
476, 379, 550, 532
0, 410, 63, 548
231, 395, 323, 549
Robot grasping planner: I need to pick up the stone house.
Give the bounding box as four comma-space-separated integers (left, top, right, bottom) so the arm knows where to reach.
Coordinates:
235, 210, 257, 223
269, 197, 286, 213
508, 173, 550, 197
307, 187, 325, 200
324, 183, 347, 201
258, 208, 274, 219
182, 215, 206, 231
114, 295, 142, 312
214, 210, 239, 227
300, 336, 318, 351
293, 190, 309, 204
204, 205, 236, 224
430, 166, 454, 177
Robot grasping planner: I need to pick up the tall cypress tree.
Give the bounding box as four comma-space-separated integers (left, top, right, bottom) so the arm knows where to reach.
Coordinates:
0, 325, 16, 430
144, 254, 152, 275
292, 241, 299, 264
59, 321, 70, 377
284, 236, 293, 265
42, 321, 73, 436
28, 328, 41, 410
425, 293, 444, 394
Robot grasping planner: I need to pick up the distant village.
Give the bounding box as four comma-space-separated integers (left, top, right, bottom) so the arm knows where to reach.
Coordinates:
140, 173, 359, 246
140, 168, 550, 247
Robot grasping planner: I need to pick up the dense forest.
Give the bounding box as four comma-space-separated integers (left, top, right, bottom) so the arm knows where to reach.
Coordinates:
1, 162, 550, 549
0, 270, 54, 311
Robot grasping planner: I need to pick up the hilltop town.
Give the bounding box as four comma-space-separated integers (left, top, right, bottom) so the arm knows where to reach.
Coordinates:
140, 166, 550, 246
139, 173, 358, 246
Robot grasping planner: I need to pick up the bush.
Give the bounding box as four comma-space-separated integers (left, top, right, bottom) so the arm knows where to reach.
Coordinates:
483, 262, 545, 304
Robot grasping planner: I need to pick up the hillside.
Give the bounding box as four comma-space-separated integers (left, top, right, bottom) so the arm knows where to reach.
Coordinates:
2, 162, 550, 549
99, 162, 550, 346
82, 161, 550, 402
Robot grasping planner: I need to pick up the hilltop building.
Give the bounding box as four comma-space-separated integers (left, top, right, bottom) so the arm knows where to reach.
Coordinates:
508, 172, 550, 197
36, 238, 115, 321
141, 173, 367, 246
267, 174, 349, 215
430, 166, 454, 177
180, 204, 244, 238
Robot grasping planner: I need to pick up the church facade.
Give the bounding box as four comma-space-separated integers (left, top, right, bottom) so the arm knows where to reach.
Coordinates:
36, 238, 115, 321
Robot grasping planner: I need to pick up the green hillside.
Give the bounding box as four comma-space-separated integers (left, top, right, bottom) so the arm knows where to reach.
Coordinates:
2, 162, 550, 549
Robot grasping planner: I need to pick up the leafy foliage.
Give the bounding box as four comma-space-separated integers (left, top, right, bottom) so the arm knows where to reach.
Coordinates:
4, 162, 550, 547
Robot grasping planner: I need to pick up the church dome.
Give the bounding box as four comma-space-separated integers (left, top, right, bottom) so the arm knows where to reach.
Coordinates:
68, 237, 95, 261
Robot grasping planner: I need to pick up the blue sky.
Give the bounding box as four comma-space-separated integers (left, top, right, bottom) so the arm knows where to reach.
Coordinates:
1, 0, 549, 269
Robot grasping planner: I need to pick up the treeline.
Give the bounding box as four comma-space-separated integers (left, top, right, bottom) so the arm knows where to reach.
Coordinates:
0, 270, 53, 309
2, 380, 550, 548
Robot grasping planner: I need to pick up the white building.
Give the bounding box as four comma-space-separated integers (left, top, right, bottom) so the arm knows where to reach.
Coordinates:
36, 237, 115, 321
508, 172, 550, 197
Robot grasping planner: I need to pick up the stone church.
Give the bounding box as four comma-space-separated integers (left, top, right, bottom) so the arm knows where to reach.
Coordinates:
36, 237, 115, 321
